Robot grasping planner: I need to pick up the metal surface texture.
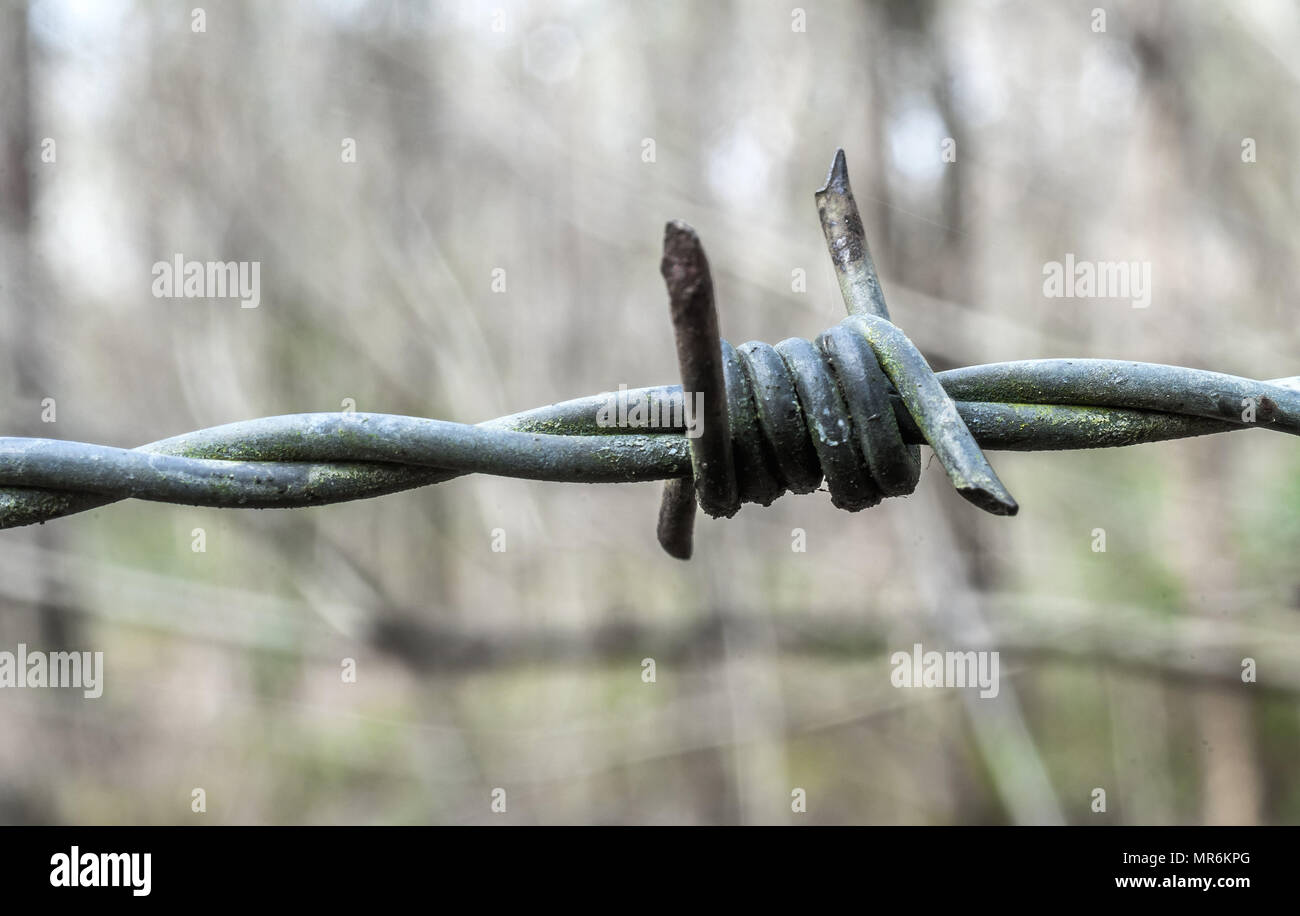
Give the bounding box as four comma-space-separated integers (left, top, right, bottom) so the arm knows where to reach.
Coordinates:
1, 151, 1294, 559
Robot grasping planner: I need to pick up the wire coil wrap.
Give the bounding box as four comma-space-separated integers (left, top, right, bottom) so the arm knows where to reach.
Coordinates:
719, 321, 921, 515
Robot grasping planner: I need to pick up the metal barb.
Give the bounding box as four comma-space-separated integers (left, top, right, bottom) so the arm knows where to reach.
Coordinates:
660, 221, 736, 512
815, 150, 1016, 516
815, 148, 891, 320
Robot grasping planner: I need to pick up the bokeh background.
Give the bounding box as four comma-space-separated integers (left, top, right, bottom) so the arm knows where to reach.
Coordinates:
1, 0, 1298, 825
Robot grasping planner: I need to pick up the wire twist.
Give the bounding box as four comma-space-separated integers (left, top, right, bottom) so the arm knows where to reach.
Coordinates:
2, 150, 1298, 559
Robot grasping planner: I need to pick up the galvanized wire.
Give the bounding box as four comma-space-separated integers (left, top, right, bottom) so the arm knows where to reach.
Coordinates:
1, 150, 1296, 558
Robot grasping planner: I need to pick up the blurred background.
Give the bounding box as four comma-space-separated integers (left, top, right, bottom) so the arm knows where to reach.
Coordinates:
0, 0, 1298, 825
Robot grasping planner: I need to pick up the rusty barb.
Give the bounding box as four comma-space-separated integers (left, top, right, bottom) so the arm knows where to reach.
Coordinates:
2, 150, 1299, 559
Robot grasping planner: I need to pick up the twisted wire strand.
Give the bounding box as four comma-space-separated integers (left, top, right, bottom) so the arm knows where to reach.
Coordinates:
0, 150, 1295, 560
0, 361, 1293, 531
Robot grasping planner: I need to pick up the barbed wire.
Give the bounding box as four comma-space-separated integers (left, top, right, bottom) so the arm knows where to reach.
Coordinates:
1, 150, 1296, 558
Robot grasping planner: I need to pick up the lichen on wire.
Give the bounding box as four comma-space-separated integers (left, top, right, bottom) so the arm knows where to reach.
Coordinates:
1, 150, 1296, 559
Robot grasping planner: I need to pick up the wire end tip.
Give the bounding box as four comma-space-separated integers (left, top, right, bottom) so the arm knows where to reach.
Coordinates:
659, 539, 693, 561
662, 219, 699, 248
816, 148, 849, 197
957, 485, 1019, 517
662, 220, 703, 262
660, 221, 711, 305
657, 477, 697, 559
